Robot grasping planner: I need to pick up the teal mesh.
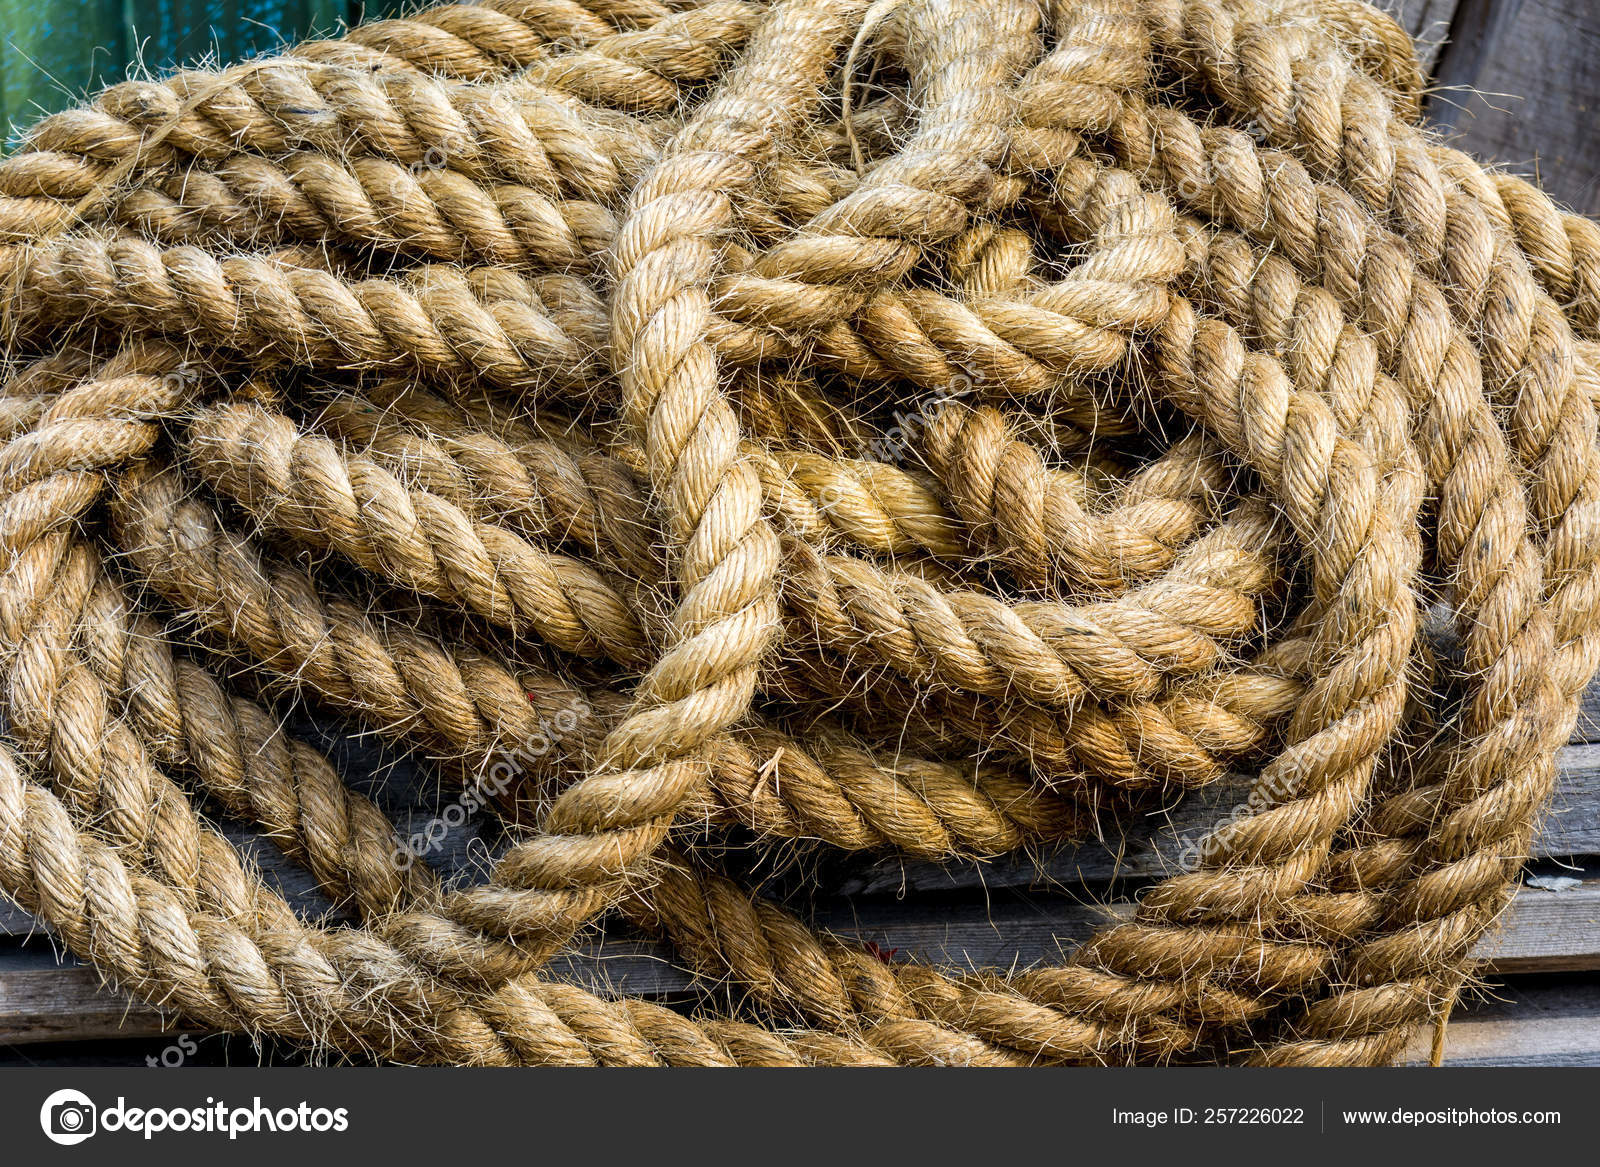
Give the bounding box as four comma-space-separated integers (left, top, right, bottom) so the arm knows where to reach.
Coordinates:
1, 0, 410, 148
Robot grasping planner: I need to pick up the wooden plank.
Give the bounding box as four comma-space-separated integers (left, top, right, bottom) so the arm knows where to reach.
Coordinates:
1577, 677, 1600, 743
1476, 874, 1600, 972
5, 873, 1595, 1044
1424, 0, 1600, 216
1537, 748, 1600, 856
0, 942, 177, 1045
0, 969, 176, 1044
1426, 0, 1525, 124
1403, 978, 1600, 1065
1389, 0, 1461, 71
478, 869, 1600, 989
9, 975, 1596, 1066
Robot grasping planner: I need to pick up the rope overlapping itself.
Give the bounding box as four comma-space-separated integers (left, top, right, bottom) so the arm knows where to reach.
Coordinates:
0, 0, 1595, 1066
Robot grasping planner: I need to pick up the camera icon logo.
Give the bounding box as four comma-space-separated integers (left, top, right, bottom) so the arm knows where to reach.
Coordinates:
39, 1089, 97, 1146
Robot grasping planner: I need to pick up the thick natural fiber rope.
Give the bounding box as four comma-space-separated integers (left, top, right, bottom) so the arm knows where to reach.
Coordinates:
0, 0, 1596, 1067
0, 0, 1440, 1050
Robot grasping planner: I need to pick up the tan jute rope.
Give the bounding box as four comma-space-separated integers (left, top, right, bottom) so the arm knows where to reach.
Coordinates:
0, 0, 1595, 1065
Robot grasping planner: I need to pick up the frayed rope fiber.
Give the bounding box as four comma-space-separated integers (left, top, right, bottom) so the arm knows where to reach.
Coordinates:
0, 0, 1596, 1066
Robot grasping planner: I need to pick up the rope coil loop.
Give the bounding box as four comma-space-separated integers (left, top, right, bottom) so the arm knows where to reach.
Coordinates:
0, 0, 1594, 1066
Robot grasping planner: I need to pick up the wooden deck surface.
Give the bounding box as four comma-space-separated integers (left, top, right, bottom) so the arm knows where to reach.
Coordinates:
4, 677, 1598, 1064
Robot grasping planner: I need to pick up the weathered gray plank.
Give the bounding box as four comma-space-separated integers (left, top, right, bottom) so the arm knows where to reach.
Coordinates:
1403, 978, 1600, 1065
1389, 0, 1460, 70
1536, 748, 1600, 856
1577, 677, 1600, 743
1426, 0, 1523, 117
0, 957, 176, 1045
5, 874, 1594, 1044
12, 955, 1595, 1066
513, 870, 1600, 990
1425, 0, 1600, 216
1477, 875, 1600, 972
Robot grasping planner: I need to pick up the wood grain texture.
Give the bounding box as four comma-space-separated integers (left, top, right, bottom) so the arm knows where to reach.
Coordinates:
4, 873, 1595, 1045
0, 969, 177, 1044
1402, 977, 1600, 1065
1424, 0, 1600, 215
0, 943, 177, 1043
1388, 0, 1461, 69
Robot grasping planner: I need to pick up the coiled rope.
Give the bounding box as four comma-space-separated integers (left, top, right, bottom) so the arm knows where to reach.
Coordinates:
0, 0, 1595, 1066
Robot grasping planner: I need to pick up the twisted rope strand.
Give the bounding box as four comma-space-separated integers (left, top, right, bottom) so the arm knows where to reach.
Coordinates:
0, 0, 1593, 1068
0, 1, 756, 243
182, 395, 1286, 782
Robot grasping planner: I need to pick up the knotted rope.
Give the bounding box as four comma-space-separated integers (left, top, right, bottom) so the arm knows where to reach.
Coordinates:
0, 0, 1594, 1066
